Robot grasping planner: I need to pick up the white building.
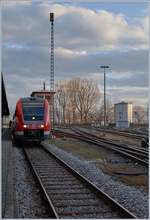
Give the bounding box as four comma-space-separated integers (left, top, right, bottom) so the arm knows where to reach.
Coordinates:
114, 102, 133, 128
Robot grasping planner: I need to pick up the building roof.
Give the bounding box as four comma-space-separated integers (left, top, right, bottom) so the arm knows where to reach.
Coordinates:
31, 90, 55, 97
2, 74, 10, 116
31, 82, 55, 98
114, 101, 132, 106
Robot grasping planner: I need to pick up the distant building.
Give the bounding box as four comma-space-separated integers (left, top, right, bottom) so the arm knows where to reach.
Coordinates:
114, 102, 133, 128
30, 82, 55, 105
30, 82, 55, 127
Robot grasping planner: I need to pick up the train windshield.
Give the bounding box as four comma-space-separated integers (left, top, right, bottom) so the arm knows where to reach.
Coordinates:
23, 105, 44, 121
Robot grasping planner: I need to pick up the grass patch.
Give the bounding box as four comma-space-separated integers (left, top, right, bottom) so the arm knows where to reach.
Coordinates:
48, 137, 148, 190
95, 162, 148, 189
49, 137, 107, 161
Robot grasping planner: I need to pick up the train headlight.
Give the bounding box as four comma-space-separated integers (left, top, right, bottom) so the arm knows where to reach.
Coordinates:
41, 124, 44, 128
23, 124, 27, 128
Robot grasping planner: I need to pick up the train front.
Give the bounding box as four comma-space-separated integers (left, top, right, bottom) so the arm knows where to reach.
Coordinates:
14, 97, 51, 142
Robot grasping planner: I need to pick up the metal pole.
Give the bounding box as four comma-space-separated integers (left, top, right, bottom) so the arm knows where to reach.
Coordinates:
100, 66, 109, 130
50, 13, 54, 92
50, 12, 54, 130
104, 67, 106, 128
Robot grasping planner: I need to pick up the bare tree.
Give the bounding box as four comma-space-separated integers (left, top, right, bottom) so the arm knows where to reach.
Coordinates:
95, 99, 114, 126
55, 78, 101, 124
55, 82, 69, 124
68, 78, 100, 123
106, 100, 114, 124
133, 105, 148, 124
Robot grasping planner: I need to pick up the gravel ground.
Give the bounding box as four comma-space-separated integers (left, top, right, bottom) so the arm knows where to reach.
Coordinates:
48, 137, 148, 188
14, 146, 50, 218
2, 131, 15, 218
42, 141, 149, 219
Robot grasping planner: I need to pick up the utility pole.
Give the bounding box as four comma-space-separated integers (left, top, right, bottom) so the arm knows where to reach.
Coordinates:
50, 12, 54, 129
100, 65, 109, 129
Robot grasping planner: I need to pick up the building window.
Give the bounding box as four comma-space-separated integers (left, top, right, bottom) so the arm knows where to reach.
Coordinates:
119, 112, 122, 120
37, 95, 43, 98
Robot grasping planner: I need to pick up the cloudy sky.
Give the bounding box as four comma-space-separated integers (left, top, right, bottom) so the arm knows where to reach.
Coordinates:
2, 0, 149, 112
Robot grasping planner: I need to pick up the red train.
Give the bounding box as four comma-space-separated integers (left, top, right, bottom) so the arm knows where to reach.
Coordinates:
12, 97, 51, 143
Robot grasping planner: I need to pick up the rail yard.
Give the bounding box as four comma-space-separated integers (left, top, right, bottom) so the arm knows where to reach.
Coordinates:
2, 1, 149, 219
2, 124, 149, 218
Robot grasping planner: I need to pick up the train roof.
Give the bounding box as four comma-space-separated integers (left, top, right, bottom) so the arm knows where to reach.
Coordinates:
21, 97, 44, 104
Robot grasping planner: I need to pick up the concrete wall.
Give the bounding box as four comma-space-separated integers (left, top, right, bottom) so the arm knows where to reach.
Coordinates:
114, 102, 133, 128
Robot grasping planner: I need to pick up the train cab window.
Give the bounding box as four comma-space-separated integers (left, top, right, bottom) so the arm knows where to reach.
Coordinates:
23, 105, 44, 121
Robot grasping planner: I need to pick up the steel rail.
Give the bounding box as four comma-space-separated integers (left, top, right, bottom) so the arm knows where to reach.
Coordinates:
71, 128, 149, 166
82, 128, 148, 153
54, 128, 148, 154
72, 128, 148, 157
90, 127, 148, 140
71, 128, 147, 152
23, 147, 59, 219
71, 128, 148, 155
54, 129, 148, 167
23, 145, 136, 219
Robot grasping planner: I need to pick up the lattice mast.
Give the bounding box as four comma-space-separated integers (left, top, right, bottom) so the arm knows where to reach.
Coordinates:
50, 12, 55, 129
50, 13, 54, 91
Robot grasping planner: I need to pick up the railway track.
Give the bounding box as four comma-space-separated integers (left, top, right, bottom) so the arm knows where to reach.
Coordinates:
71, 128, 149, 165
89, 127, 148, 140
23, 145, 136, 219
72, 127, 148, 153
53, 128, 148, 167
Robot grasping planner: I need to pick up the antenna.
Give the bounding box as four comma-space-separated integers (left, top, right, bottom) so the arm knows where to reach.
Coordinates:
43, 81, 45, 90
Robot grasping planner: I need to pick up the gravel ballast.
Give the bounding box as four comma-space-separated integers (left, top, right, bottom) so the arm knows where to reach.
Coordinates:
42, 141, 148, 218
14, 146, 50, 218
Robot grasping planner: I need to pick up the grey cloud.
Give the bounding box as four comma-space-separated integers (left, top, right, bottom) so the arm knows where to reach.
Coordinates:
2, 3, 148, 51
108, 72, 148, 88
2, 45, 49, 78
55, 49, 148, 75
4, 73, 49, 109
107, 87, 148, 106
2, 4, 49, 47
2, 2, 148, 109
3, 44, 148, 88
